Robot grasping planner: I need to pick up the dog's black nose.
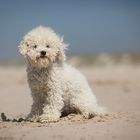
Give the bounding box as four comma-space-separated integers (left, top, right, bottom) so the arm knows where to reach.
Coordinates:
40, 51, 46, 56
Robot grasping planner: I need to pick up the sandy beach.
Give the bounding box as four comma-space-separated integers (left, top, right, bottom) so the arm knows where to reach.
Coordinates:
0, 63, 140, 140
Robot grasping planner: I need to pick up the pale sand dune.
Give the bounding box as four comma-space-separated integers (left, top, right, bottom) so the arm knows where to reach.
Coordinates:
0, 65, 140, 140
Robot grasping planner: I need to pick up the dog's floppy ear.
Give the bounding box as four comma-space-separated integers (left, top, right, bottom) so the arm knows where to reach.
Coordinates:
56, 47, 66, 63
18, 40, 28, 57
56, 37, 69, 63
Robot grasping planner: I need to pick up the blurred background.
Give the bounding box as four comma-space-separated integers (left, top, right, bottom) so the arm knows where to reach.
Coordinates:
0, 1, 140, 139
0, 0, 140, 65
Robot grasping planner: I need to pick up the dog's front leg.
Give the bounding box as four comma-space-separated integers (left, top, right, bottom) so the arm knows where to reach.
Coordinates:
39, 93, 64, 123
26, 100, 43, 122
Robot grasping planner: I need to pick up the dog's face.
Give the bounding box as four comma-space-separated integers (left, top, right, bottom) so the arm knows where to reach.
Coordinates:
19, 26, 68, 68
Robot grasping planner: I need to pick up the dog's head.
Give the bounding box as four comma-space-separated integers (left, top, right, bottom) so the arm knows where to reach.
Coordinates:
19, 26, 68, 68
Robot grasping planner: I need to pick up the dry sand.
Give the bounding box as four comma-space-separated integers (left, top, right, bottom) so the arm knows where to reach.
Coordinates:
0, 64, 140, 140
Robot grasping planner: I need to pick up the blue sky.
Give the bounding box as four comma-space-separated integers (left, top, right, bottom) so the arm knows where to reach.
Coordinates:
0, 0, 140, 59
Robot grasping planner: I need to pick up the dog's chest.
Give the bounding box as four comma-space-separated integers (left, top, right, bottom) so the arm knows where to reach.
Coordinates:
27, 68, 59, 92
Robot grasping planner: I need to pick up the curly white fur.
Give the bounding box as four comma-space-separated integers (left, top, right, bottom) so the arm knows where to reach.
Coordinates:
19, 26, 106, 123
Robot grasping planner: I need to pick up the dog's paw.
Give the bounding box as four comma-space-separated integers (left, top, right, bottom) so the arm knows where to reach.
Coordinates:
39, 114, 59, 123
82, 112, 96, 119
26, 114, 39, 122
94, 106, 108, 116
82, 107, 108, 119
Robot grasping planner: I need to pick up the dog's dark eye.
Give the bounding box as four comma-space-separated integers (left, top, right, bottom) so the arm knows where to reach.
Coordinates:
33, 45, 37, 48
46, 45, 50, 48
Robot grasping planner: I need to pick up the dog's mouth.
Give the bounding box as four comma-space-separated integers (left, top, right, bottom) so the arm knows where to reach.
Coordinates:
35, 56, 47, 63
35, 55, 51, 65
40, 55, 47, 59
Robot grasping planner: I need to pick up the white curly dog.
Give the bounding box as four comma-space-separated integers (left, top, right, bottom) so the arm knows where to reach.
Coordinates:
19, 26, 106, 123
